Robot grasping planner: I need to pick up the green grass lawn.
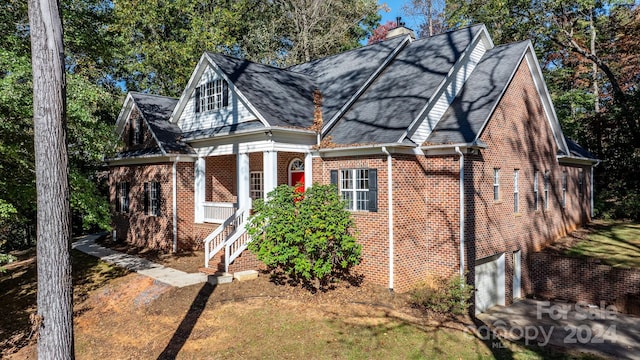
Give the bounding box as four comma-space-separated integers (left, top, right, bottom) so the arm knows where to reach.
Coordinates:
567, 221, 640, 269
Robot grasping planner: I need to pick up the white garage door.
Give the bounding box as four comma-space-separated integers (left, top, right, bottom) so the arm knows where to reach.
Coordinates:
475, 253, 505, 314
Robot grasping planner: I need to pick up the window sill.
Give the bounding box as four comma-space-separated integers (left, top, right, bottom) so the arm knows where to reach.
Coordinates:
493, 200, 503, 205
514, 212, 522, 218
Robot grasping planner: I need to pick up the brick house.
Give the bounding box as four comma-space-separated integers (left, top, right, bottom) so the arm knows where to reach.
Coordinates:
107, 24, 598, 313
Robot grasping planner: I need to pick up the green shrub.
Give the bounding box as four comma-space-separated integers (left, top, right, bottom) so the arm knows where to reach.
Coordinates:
411, 274, 474, 315
247, 184, 361, 286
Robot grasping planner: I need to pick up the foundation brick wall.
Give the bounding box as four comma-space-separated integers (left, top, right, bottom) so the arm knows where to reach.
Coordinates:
466, 60, 592, 305
531, 253, 640, 308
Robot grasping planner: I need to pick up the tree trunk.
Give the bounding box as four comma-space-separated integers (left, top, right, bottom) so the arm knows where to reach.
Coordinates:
590, 8, 599, 113
28, 0, 75, 358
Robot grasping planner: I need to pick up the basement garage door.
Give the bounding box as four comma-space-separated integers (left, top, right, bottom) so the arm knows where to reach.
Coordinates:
475, 253, 505, 314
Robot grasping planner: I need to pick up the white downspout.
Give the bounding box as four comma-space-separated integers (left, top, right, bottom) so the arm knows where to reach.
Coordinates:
591, 160, 601, 218
454, 147, 465, 279
382, 147, 394, 291
172, 156, 180, 253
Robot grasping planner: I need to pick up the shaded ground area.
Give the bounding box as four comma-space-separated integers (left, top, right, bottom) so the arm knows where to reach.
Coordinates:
478, 299, 640, 360
542, 220, 640, 269
97, 234, 204, 273
0, 249, 129, 357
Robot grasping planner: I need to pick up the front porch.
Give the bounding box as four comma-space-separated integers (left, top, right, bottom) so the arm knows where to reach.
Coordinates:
193, 150, 313, 271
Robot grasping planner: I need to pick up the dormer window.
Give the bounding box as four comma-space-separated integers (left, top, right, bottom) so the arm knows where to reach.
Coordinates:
195, 79, 229, 113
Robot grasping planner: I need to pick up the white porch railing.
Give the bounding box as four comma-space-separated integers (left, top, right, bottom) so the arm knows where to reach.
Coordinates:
203, 208, 250, 269
224, 219, 251, 273
203, 202, 236, 223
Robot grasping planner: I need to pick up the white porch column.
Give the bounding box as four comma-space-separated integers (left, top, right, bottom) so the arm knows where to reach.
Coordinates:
304, 152, 313, 190
263, 150, 278, 200
237, 152, 251, 210
194, 156, 206, 223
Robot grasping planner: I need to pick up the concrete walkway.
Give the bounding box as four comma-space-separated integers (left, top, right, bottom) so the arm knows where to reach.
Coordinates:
477, 298, 640, 359
72, 234, 207, 288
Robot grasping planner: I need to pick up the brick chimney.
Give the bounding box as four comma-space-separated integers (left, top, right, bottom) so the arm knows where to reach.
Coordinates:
386, 17, 416, 40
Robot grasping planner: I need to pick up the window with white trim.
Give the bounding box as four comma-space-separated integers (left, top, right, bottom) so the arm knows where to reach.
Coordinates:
561, 171, 567, 208
116, 182, 129, 213
514, 170, 519, 213
578, 169, 584, 195
133, 117, 142, 145
144, 181, 161, 216
195, 79, 229, 113
543, 171, 550, 210
250, 171, 264, 200
534, 171, 539, 210
493, 168, 500, 202
330, 168, 377, 212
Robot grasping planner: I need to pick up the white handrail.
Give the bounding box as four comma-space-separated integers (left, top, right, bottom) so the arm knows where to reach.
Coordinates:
203, 208, 244, 268
224, 220, 251, 273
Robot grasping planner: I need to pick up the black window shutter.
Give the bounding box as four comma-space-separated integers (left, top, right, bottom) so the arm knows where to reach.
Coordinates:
368, 169, 378, 212
195, 86, 201, 113
222, 80, 229, 107
330, 170, 338, 188
155, 182, 161, 216
115, 183, 121, 213
128, 121, 134, 145
143, 182, 149, 215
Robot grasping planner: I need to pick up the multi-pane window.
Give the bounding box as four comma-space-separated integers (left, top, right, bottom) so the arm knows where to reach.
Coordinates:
513, 170, 519, 213
561, 171, 567, 208
196, 79, 229, 113
578, 169, 584, 195
493, 169, 500, 201
144, 182, 161, 216
133, 117, 142, 145
116, 182, 129, 213
331, 169, 377, 212
250, 172, 264, 200
532, 171, 538, 210
543, 171, 550, 210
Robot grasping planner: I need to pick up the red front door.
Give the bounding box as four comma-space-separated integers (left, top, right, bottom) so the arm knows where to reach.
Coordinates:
291, 172, 305, 193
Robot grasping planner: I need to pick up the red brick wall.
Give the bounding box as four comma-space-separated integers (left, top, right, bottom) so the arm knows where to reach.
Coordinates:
206, 155, 235, 203
392, 155, 461, 292
531, 253, 640, 309
467, 60, 592, 305
109, 164, 174, 250
313, 155, 391, 289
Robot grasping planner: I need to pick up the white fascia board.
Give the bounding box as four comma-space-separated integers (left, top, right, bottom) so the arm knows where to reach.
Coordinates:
115, 93, 135, 138
321, 36, 411, 136
106, 155, 196, 166
196, 141, 312, 157
523, 44, 570, 156
421, 142, 485, 156
170, 53, 209, 124
403, 26, 492, 144
557, 155, 599, 166
318, 143, 416, 158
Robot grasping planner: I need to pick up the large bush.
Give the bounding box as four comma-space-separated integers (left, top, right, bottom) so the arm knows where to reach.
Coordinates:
411, 275, 474, 315
247, 184, 361, 286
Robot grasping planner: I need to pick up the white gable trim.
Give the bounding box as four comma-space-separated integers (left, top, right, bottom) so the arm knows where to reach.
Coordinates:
115, 93, 135, 139
169, 53, 270, 128
403, 25, 493, 145
471, 44, 569, 155
320, 35, 412, 136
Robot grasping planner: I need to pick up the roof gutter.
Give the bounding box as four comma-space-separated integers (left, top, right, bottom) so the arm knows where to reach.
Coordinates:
185, 126, 316, 143
382, 146, 394, 291
454, 146, 465, 280
420, 141, 488, 152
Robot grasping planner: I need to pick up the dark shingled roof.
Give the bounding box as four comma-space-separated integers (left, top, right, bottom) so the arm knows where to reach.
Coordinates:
326, 25, 484, 144
182, 120, 265, 141
288, 36, 407, 124
427, 41, 529, 144
112, 147, 164, 159
130, 93, 194, 155
206, 52, 317, 129
565, 137, 596, 159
